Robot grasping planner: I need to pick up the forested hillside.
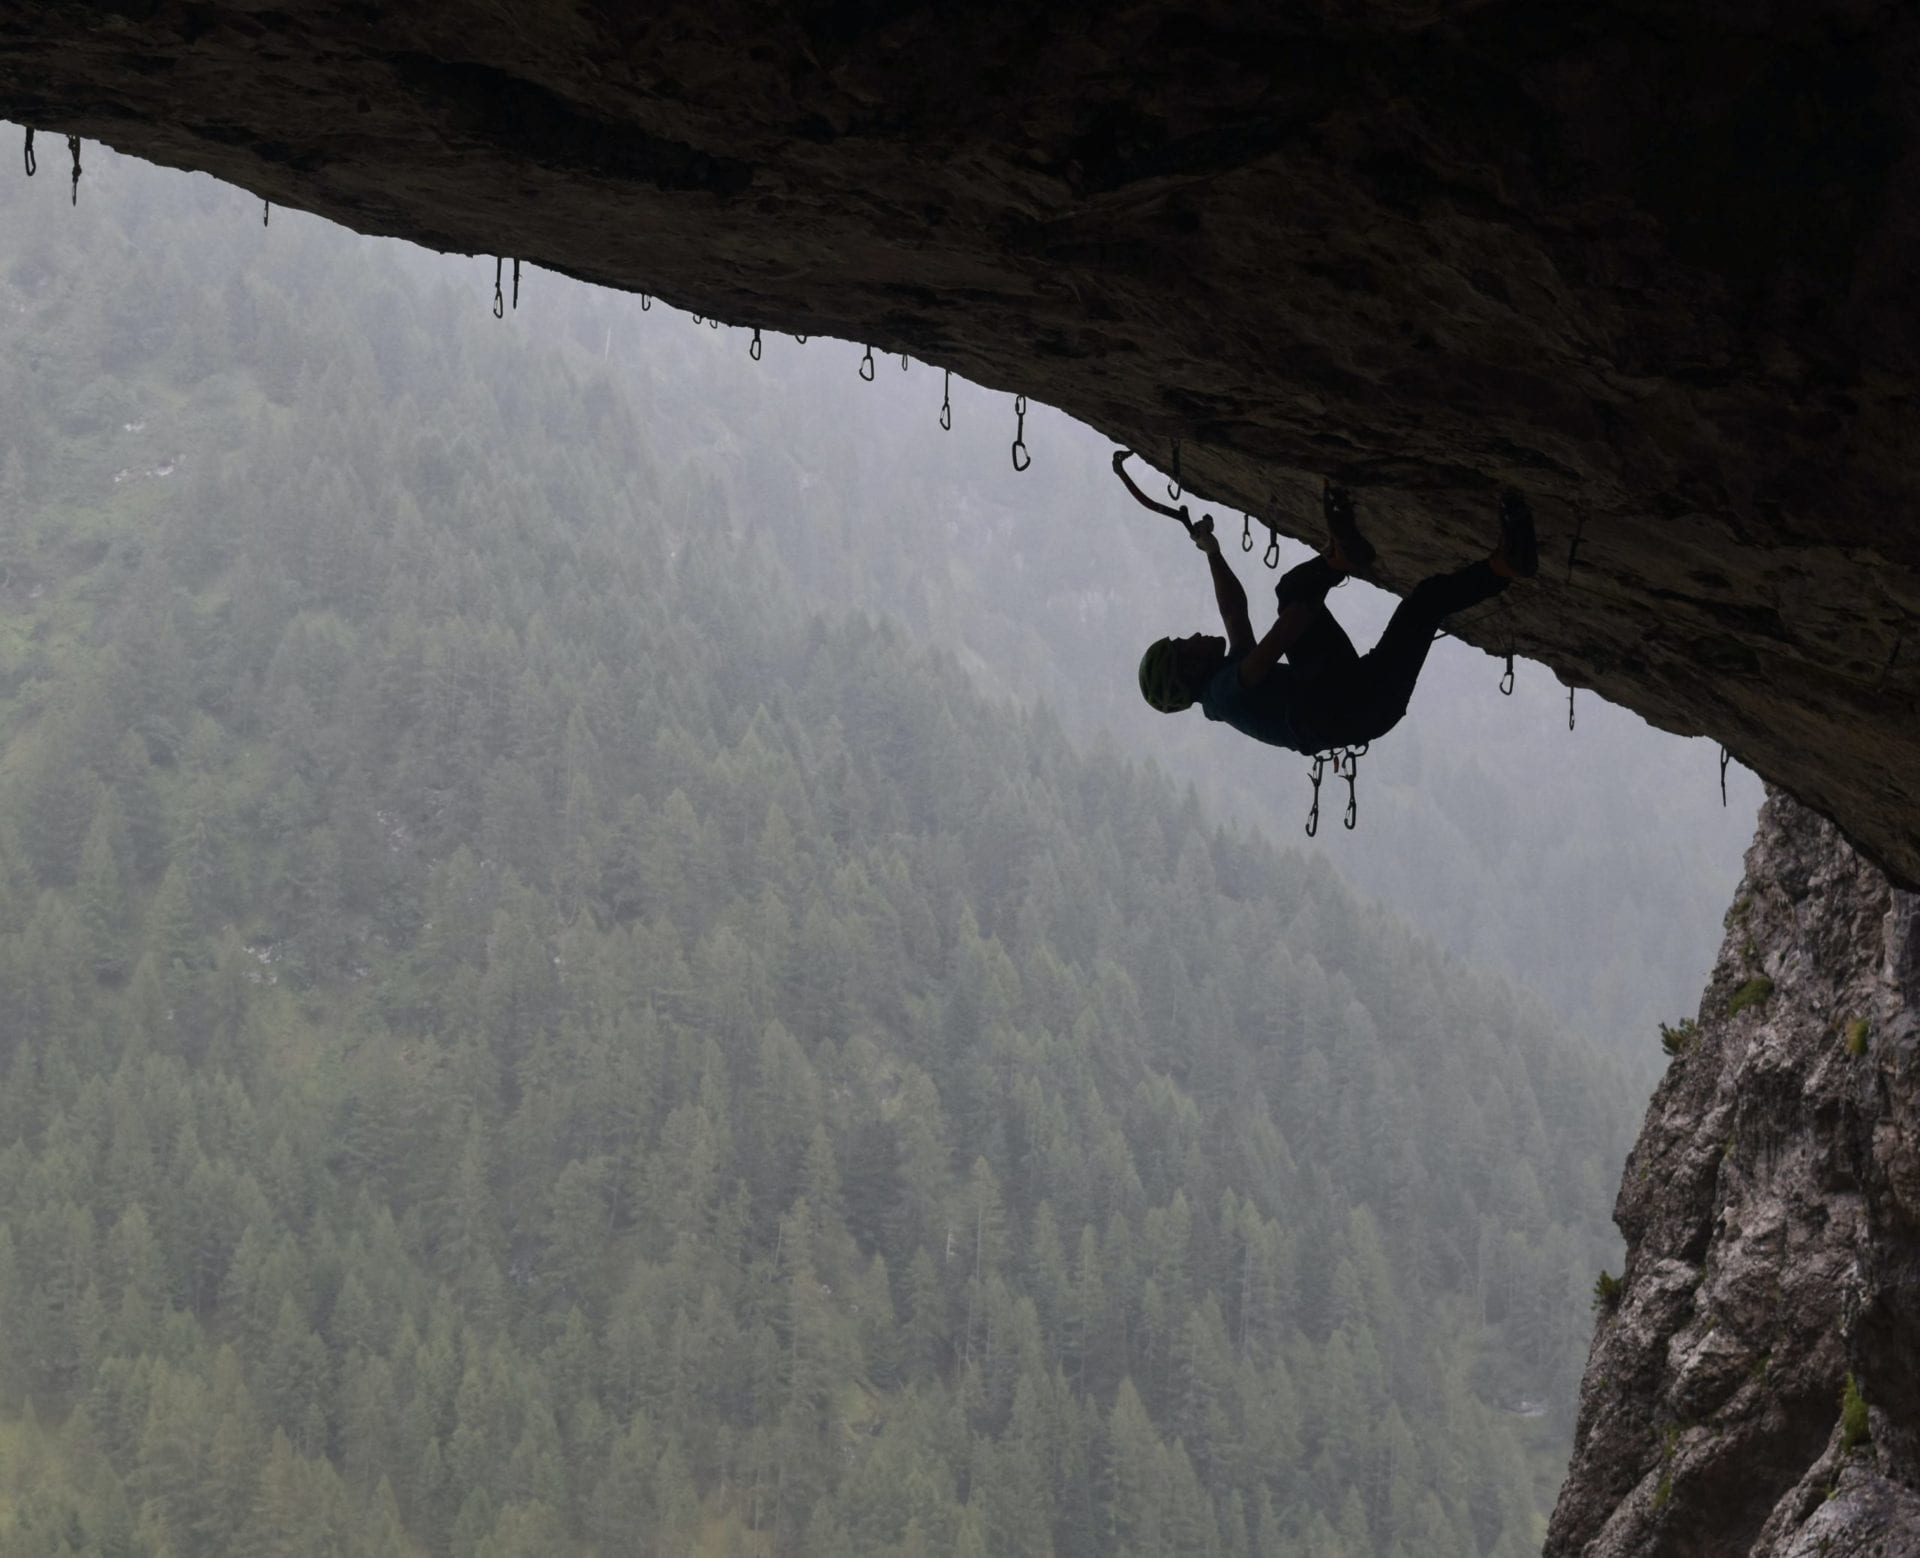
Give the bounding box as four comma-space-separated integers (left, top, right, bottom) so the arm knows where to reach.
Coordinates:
505, 294, 1760, 1052
0, 150, 1634, 1557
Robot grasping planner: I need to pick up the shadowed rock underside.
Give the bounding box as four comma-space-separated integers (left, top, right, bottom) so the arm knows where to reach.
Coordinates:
1547, 791, 1920, 1557
1, 2, 1919, 881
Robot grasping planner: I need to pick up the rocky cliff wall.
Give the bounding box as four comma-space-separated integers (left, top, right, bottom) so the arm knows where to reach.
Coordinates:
1547, 791, 1920, 1557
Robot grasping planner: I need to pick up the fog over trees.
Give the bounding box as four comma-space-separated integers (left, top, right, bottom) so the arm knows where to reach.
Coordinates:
0, 143, 1748, 1557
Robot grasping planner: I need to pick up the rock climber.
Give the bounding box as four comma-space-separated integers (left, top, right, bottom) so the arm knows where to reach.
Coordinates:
1135, 473, 1537, 754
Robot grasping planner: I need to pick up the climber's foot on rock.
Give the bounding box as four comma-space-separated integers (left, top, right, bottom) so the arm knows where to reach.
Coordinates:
1492, 490, 1538, 579
1323, 481, 1376, 576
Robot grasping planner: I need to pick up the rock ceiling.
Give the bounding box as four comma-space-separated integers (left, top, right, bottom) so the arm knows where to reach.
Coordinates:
3, 1, 1917, 881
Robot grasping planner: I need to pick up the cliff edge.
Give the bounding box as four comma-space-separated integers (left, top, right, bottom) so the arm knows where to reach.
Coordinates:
1547, 791, 1920, 1556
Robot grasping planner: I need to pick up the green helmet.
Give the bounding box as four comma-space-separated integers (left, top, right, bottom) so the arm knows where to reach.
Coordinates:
1138, 638, 1193, 713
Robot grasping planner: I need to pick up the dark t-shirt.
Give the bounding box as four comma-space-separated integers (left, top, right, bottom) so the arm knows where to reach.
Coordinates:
1198, 659, 1310, 753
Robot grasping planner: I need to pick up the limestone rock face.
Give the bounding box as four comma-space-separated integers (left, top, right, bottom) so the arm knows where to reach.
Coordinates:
2, 2, 1919, 879
1547, 791, 1920, 1556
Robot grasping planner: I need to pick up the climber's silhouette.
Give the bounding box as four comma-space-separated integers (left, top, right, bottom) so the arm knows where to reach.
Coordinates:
1136, 474, 1537, 752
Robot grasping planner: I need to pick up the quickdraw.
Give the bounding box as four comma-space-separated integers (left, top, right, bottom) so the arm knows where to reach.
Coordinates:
1568, 686, 1576, 731
1168, 438, 1183, 501
1498, 595, 1517, 695
263, 200, 270, 227
67, 135, 80, 206
1305, 745, 1369, 837
640, 294, 652, 311
512, 258, 521, 310
22, 127, 33, 177
749, 328, 762, 361
939, 369, 952, 432
1719, 746, 1731, 807
494, 258, 505, 319
1011, 395, 1031, 471
860, 345, 876, 382
1111, 449, 1203, 536
1241, 514, 1253, 553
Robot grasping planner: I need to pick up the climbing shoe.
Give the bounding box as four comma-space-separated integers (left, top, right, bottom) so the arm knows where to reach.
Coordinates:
1497, 490, 1539, 579
1322, 481, 1376, 575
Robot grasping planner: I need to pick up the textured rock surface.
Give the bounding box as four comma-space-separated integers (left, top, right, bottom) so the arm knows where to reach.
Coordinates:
1546, 790, 1920, 1557
2, 2, 1920, 880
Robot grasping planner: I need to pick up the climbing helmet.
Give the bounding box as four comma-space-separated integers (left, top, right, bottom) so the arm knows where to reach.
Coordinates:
1138, 638, 1194, 713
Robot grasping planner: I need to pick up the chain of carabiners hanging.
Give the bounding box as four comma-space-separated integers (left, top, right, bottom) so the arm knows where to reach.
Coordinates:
1305, 744, 1369, 837
1011, 395, 1031, 471
641, 315, 969, 444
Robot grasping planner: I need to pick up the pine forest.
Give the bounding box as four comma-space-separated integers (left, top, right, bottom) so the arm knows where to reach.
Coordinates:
0, 148, 1656, 1558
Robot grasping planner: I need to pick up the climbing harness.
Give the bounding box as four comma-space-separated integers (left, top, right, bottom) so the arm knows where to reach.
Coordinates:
512, 259, 521, 310
1305, 745, 1368, 837
859, 345, 876, 382
749, 328, 762, 361
22, 127, 33, 177
1168, 439, 1183, 501
67, 135, 80, 205
1719, 746, 1731, 807
1500, 653, 1515, 697
493, 258, 505, 318
940, 370, 953, 432
1011, 395, 1032, 471
1241, 514, 1253, 553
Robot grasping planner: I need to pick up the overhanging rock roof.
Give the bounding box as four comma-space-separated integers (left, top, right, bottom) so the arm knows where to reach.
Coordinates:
4, 1, 1917, 879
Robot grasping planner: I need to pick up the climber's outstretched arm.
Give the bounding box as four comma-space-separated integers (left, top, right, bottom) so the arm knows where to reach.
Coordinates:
1197, 531, 1255, 656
